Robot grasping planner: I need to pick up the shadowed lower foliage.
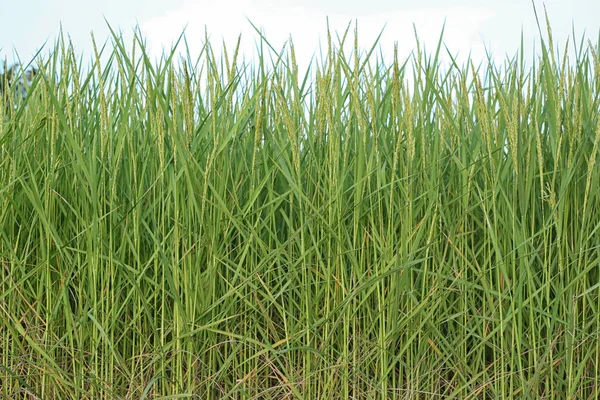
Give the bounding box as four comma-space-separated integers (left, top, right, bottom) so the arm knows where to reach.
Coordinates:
1, 21, 600, 399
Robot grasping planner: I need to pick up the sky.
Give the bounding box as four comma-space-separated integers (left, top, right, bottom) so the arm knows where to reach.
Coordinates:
1, 0, 599, 73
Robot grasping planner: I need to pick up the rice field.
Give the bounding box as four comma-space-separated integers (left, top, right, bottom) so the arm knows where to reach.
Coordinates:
1, 20, 600, 399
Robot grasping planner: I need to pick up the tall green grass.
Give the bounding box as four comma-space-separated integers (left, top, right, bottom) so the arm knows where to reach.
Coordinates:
1, 21, 600, 399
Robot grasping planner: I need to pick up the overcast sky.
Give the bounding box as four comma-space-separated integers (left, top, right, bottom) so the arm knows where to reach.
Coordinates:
1, 0, 599, 73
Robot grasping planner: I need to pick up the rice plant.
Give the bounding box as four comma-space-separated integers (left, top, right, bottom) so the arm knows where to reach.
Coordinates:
1, 62, 39, 115
1, 20, 600, 399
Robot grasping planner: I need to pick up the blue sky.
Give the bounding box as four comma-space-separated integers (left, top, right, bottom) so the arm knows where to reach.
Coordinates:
1, 0, 599, 72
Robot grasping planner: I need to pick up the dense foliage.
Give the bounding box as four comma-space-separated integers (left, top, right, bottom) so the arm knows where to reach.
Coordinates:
1, 23, 600, 399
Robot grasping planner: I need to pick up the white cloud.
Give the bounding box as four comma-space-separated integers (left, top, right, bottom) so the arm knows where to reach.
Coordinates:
140, 1, 497, 73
